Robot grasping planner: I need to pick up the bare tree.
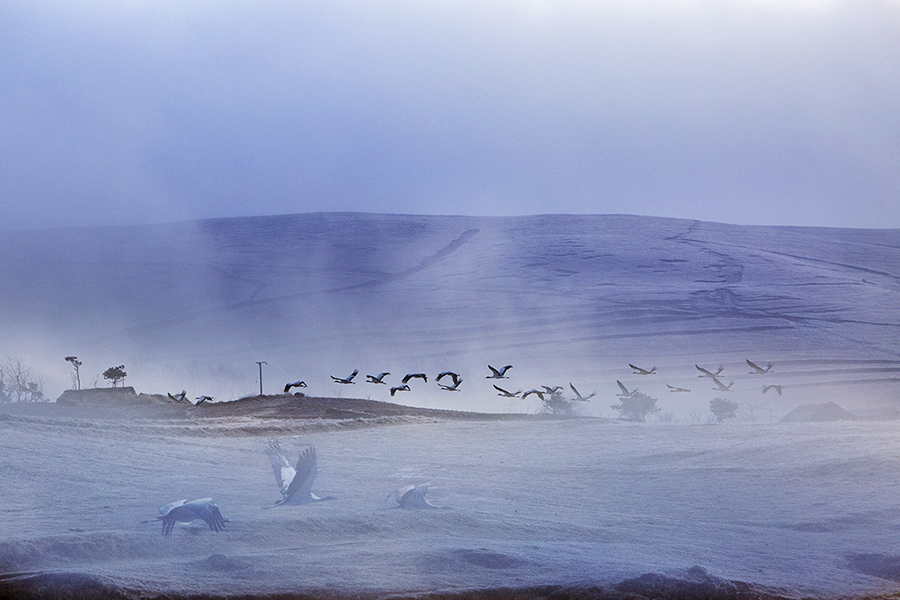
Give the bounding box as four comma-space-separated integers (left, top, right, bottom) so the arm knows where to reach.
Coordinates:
65, 356, 82, 390
0, 357, 45, 402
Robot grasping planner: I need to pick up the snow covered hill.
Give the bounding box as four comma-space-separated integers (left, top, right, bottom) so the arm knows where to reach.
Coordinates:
1, 213, 898, 417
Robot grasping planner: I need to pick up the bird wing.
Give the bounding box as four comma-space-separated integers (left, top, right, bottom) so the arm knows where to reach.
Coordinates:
696, 364, 712, 376
487, 365, 501, 377
569, 383, 582, 400
347, 369, 359, 381
493, 384, 512, 396
184, 498, 227, 533
283, 445, 317, 501
264, 440, 297, 495
629, 364, 644, 373
746, 359, 762, 372
159, 499, 187, 516
617, 380, 629, 394
499, 365, 512, 375
402, 374, 412, 384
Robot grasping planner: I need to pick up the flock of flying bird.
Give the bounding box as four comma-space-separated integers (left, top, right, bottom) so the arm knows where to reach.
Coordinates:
615, 360, 784, 398
147, 438, 438, 537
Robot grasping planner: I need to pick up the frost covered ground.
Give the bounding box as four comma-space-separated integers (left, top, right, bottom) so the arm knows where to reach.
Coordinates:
2, 410, 900, 599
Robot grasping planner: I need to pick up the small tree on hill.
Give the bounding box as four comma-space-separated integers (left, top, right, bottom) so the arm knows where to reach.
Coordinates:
65, 356, 82, 390
103, 365, 127, 387
611, 391, 660, 422
710, 397, 739, 422
540, 392, 578, 416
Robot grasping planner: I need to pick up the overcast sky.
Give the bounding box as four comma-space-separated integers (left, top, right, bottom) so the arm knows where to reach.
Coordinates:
2, 0, 899, 231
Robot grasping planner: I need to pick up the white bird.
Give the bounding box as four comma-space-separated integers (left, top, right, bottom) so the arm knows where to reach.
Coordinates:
746, 359, 774, 374
616, 380, 637, 397
390, 384, 410, 397
387, 483, 440, 509
696, 364, 725, 378
436, 371, 462, 387
264, 440, 333, 507
331, 369, 359, 384
493, 385, 521, 398
522, 389, 545, 400
711, 376, 735, 392
666, 384, 691, 393
438, 378, 462, 392
629, 364, 657, 375
402, 373, 428, 384
284, 381, 307, 393
542, 385, 563, 395
569, 382, 596, 401
366, 372, 390, 384
195, 395, 213, 404
167, 390, 187, 403
762, 384, 783, 395
486, 365, 513, 379
153, 498, 227, 538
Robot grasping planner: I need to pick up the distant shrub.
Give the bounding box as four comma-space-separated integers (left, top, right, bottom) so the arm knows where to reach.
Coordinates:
539, 392, 579, 416
710, 397, 739, 422
103, 365, 127, 387
611, 391, 659, 422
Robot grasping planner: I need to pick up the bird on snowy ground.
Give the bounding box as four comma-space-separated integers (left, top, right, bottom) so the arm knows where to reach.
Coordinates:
711, 377, 735, 392
390, 384, 411, 397
747, 359, 774, 374
402, 373, 428, 384
331, 370, 359, 384
284, 381, 307, 393
762, 384, 783, 395
666, 384, 691, 393
493, 385, 521, 398
696, 364, 725, 378
366, 372, 390, 384
263, 440, 334, 507
629, 364, 657, 375
616, 380, 637, 397
569, 383, 596, 401
486, 365, 513, 379
388, 483, 440, 508
151, 498, 228, 538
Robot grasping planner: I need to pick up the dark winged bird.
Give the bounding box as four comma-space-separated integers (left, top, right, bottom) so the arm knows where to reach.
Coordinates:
264, 440, 333, 507
438, 378, 463, 392
522, 389, 545, 400
616, 380, 637, 397
493, 385, 521, 398
746, 360, 774, 374
711, 376, 735, 392
284, 381, 307, 393
167, 390, 187, 403
402, 373, 428, 384
542, 385, 563, 395
388, 483, 440, 508
486, 364, 513, 379
629, 364, 657, 375
366, 372, 390, 384
436, 371, 462, 386
569, 382, 596, 401
331, 369, 359, 384
195, 395, 213, 404
696, 364, 725, 378
762, 384, 783, 395
154, 498, 227, 538
666, 384, 691, 393
390, 384, 411, 397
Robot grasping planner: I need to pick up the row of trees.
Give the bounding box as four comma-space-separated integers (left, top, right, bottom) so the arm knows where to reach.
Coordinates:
0, 357, 45, 403
540, 388, 743, 424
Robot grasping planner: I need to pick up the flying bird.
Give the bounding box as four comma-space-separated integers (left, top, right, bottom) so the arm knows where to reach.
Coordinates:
388, 483, 440, 509
616, 380, 637, 397
666, 384, 691, 393
436, 371, 462, 386
569, 383, 596, 401
264, 440, 333, 507
284, 381, 307, 393
486, 365, 513, 379
762, 384, 783, 395
167, 390, 187, 403
542, 385, 563, 395
493, 385, 521, 398
402, 373, 428, 384
331, 369, 359, 384
522, 389, 545, 400
153, 498, 227, 538
696, 364, 725, 378
195, 395, 213, 404
711, 377, 735, 392
629, 364, 657, 375
366, 372, 390, 384
746, 360, 774, 374
438, 378, 463, 392
390, 384, 411, 397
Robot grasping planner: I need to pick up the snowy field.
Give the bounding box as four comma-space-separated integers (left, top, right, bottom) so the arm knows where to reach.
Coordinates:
3, 413, 900, 598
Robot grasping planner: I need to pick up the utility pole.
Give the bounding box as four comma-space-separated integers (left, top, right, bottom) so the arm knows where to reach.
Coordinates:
256, 361, 267, 396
